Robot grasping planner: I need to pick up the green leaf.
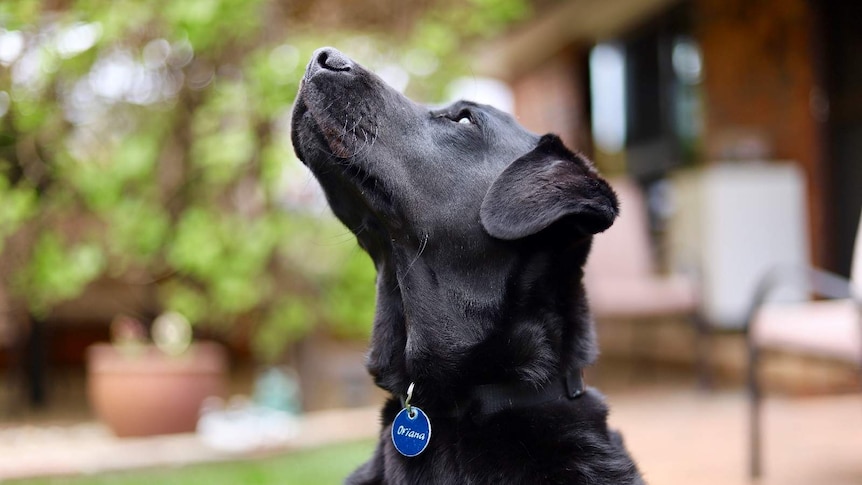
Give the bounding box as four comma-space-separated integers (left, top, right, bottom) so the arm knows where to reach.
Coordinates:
253, 300, 314, 362
105, 198, 169, 263
321, 248, 376, 340
0, 176, 37, 247
210, 271, 268, 315
114, 135, 159, 181
16, 234, 106, 317
161, 281, 209, 325
167, 207, 223, 278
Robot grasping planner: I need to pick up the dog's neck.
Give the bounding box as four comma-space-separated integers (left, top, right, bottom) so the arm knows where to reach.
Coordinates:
366, 234, 597, 412
448, 367, 587, 421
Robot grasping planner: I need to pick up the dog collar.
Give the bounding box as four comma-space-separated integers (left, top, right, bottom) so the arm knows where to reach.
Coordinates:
462, 369, 586, 418
400, 369, 586, 422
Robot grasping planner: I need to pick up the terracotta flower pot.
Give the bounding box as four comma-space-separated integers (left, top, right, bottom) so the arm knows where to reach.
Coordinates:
86, 341, 228, 437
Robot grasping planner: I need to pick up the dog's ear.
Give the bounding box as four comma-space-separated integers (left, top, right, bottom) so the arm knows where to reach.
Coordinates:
480, 134, 619, 240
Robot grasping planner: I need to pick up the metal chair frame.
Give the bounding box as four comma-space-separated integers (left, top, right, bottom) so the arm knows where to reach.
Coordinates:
745, 264, 862, 478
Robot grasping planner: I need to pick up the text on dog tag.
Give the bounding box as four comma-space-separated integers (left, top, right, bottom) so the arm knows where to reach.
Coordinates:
391, 406, 431, 457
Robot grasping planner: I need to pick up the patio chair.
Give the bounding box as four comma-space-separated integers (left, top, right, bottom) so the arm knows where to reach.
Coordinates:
746, 209, 862, 478
584, 178, 706, 382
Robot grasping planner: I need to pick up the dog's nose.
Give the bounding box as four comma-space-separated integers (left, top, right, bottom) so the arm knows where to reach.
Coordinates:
309, 47, 353, 76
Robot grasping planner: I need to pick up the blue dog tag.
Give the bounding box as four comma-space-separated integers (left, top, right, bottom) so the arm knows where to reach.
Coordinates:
391, 406, 431, 457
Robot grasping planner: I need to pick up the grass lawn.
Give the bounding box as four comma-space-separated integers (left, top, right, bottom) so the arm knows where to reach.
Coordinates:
10, 439, 376, 485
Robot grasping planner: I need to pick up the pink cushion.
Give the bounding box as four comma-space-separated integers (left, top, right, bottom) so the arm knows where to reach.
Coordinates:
585, 178, 699, 319
752, 299, 862, 362
585, 179, 654, 279
588, 274, 699, 318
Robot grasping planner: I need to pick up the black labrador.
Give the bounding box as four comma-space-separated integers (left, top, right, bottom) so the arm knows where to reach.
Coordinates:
291, 47, 644, 485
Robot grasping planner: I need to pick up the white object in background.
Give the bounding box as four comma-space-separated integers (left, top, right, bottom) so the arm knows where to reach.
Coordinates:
197, 395, 299, 453
151, 311, 192, 356
670, 162, 810, 329
446, 77, 514, 114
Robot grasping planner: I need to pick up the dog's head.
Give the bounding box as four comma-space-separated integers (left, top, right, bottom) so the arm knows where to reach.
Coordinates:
292, 48, 618, 403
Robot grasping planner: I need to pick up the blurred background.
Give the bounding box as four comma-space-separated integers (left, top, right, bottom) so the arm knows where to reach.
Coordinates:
1, 0, 861, 484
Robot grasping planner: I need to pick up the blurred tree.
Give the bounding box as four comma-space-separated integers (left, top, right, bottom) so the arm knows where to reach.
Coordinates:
0, 0, 530, 362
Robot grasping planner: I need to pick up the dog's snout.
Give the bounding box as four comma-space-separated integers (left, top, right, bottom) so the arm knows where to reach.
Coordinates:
314, 47, 352, 73
304, 47, 353, 81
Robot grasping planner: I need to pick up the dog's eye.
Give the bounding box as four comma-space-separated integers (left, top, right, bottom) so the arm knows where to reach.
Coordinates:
454, 110, 474, 125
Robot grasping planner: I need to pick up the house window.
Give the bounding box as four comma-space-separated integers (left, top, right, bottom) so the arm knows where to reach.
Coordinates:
592, 4, 703, 182
589, 43, 626, 154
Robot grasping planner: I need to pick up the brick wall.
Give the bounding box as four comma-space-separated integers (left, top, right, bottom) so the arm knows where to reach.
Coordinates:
695, 0, 827, 265
509, 47, 593, 155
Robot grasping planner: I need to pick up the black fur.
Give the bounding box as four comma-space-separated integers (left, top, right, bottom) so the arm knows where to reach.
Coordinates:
291, 47, 644, 485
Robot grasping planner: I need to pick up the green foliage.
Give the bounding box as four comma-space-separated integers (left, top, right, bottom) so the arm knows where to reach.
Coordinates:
321, 249, 378, 340
105, 199, 170, 264
0, 0, 530, 362
190, 81, 258, 186
164, 0, 265, 52
253, 299, 313, 362
16, 234, 106, 318
404, 0, 531, 99
0, 177, 36, 249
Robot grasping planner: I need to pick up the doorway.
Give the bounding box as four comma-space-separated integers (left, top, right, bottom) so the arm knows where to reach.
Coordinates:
817, 0, 862, 276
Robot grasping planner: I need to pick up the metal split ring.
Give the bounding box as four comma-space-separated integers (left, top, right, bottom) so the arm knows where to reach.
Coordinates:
404, 382, 416, 418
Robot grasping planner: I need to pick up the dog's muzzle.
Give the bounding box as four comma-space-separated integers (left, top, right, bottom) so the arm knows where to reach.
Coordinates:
303, 47, 354, 82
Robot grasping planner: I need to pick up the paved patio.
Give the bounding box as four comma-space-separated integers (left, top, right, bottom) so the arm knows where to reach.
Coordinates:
2, 383, 861, 484
609, 388, 862, 485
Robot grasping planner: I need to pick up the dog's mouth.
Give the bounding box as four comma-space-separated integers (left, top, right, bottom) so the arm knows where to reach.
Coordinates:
291, 47, 407, 230
294, 95, 373, 160
291, 48, 382, 163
